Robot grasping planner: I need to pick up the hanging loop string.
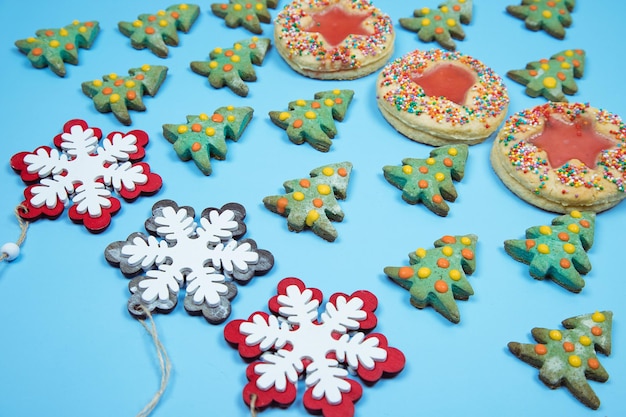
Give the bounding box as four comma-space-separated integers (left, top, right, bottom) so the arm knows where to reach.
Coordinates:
250, 394, 258, 417
1, 205, 29, 262
135, 306, 172, 417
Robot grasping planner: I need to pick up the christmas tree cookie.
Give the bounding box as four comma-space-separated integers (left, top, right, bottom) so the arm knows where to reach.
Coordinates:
118, 4, 200, 58
211, 0, 278, 34
263, 162, 352, 242
81, 64, 168, 125
507, 49, 585, 102
162, 106, 254, 175
190, 37, 270, 97
269, 89, 354, 152
508, 311, 613, 410
14, 20, 100, 77
399, 0, 472, 50
384, 234, 477, 324
504, 210, 595, 293
383, 144, 469, 217
506, 0, 575, 39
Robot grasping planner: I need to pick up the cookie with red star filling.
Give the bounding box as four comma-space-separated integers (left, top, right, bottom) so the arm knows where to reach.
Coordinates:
490, 102, 626, 213
273, 0, 394, 80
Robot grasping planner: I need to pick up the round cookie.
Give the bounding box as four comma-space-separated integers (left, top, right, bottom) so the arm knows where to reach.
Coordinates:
273, 0, 394, 80
376, 49, 509, 145
490, 102, 626, 213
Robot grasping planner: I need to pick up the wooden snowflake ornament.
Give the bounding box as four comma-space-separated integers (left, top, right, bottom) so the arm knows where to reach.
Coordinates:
81, 64, 168, 125
15, 20, 100, 77
105, 200, 274, 324
118, 4, 200, 58
10, 119, 162, 233
224, 277, 405, 417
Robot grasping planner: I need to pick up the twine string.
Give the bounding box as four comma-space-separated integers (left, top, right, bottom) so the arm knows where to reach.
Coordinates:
250, 394, 258, 417
0, 205, 29, 262
135, 306, 172, 417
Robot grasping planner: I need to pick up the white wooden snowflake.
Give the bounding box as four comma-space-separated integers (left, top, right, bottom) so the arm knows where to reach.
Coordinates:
105, 199, 274, 324
225, 277, 405, 417
10, 119, 162, 232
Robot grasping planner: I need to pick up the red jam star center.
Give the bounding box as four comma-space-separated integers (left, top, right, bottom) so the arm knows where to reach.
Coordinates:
411, 63, 477, 105
303, 4, 372, 47
530, 115, 615, 168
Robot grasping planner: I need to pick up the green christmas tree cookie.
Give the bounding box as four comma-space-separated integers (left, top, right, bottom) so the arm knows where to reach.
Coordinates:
508, 310, 612, 410
506, 0, 575, 39
211, 0, 278, 34
190, 37, 270, 97
383, 144, 469, 217
269, 89, 355, 152
15, 20, 100, 77
504, 210, 595, 293
399, 0, 472, 50
118, 4, 200, 58
384, 234, 477, 324
263, 162, 352, 242
162, 106, 254, 175
81, 64, 168, 125
507, 49, 585, 102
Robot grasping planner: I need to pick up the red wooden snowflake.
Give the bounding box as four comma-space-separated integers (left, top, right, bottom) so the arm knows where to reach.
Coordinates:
225, 277, 405, 417
10, 119, 162, 233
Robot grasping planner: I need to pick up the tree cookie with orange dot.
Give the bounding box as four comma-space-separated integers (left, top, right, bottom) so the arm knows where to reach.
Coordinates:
508, 310, 612, 410
506, 0, 575, 39
490, 102, 626, 213
118, 4, 200, 58
82, 65, 168, 125
15, 20, 100, 77
384, 234, 477, 324
190, 37, 270, 97
262, 162, 352, 242
504, 210, 595, 293
211, 0, 278, 34
273, 0, 395, 80
162, 106, 254, 175
376, 49, 509, 146
383, 144, 468, 217
269, 89, 354, 152
508, 49, 585, 102
399, 0, 472, 51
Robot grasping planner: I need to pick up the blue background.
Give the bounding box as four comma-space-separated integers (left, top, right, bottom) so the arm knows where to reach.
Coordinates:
0, 1, 625, 416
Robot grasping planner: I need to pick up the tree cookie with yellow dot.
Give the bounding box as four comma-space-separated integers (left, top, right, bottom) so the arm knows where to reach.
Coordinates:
376, 48, 509, 146
383, 144, 468, 217
399, 0, 472, 51
508, 310, 612, 410
211, 0, 278, 34
162, 106, 254, 175
81, 64, 168, 125
190, 37, 270, 97
15, 20, 100, 77
262, 162, 352, 242
384, 234, 477, 324
504, 210, 595, 293
490, 102, 626, 213
507, 49, 585, 102
118, 4, 200, 58
269, 89, 354, 152
506, 0, 575, 39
